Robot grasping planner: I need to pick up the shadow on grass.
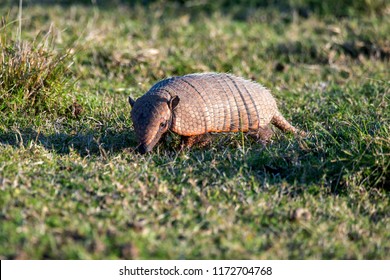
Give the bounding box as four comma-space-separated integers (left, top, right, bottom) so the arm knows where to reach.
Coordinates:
1, 126, 388, 192
0, 127, 138, 156
153, 130, 389, 194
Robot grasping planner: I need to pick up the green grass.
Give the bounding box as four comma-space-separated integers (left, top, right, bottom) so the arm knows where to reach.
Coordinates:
0, 24, 75, 116
0, 2, 389, 259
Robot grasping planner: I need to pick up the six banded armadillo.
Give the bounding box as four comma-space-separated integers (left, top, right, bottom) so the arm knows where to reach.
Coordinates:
129, 72, 305, 154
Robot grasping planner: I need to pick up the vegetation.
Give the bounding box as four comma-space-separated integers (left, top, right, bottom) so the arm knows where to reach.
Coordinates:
0, 1, 389, 259
0, 33, 74, 116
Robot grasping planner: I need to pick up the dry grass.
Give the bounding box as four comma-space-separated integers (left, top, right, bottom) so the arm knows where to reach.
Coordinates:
0, 18, 74, 116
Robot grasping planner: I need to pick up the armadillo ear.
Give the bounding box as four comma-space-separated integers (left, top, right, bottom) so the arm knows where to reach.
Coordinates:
128, 96, 136, 108
169, 95, 180, 110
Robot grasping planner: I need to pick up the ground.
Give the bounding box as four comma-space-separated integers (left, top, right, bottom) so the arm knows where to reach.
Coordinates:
0, 1, 389, 259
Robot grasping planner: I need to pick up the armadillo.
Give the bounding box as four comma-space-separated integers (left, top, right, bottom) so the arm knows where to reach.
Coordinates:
129, 72, 305, 154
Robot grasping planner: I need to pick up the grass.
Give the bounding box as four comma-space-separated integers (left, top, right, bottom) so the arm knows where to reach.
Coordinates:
0, 2, 389, 259
0, 22, 75, 116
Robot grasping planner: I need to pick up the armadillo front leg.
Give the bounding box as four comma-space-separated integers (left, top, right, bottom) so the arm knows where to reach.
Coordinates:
181, 134, 212, 149
248, 125, 274, 143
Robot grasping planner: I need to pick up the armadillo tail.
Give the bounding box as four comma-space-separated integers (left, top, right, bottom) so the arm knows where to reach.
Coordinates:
271, 112, 307, 137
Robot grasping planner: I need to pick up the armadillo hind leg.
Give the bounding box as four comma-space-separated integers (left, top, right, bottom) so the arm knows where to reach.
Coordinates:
271, 112, 302, 135
181, 134, 212, 149
248, 125, 274, 143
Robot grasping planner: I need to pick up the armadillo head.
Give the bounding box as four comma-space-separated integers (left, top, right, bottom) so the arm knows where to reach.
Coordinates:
129, 95, 180, 154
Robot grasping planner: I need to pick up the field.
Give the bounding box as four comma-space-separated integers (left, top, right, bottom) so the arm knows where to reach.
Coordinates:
0, 1, 389, 259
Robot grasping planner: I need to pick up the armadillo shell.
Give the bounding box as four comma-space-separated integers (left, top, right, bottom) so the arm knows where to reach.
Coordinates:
146, 73, 278, 136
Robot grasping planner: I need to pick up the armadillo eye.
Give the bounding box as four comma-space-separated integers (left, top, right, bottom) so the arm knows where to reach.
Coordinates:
160, 121, 167, 128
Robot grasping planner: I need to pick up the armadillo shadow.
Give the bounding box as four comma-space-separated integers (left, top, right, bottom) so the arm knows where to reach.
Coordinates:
1, 128, 349, 192
0, 127, 138, 156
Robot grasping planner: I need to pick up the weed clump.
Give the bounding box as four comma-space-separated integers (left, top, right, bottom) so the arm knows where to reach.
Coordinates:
0, 23, 74, 117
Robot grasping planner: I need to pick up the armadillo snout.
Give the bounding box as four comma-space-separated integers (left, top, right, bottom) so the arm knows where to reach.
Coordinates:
137, 143, 150, 154
133, 126, 163, 154
131, 95, 173, 154
132, 121, 166, 154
